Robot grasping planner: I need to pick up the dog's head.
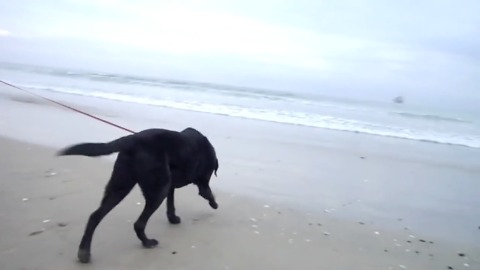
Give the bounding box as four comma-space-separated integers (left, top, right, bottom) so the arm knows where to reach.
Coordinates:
198, 136, 219, 209
182, 127, 220, 209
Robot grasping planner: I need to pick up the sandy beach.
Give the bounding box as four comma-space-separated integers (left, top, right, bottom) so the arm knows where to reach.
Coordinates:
1, 83, 479, 269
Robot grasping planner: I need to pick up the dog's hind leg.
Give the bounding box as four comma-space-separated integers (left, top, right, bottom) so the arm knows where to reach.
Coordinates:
166, 169, 189, 224
77, 153, 136, 263
133, 153, 171, 248
166, 188, 181, 224
134, 182, 170, 247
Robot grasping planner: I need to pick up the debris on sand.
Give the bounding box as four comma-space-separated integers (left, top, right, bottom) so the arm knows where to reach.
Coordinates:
42, 219, 51, 223
323, 231, 330, 236
29, 230, 44, 236
358, 222, 365, 225
57, 222, 68, 227
45, 169, 57, 177
250, 218, 257, 222
458, 253, 466, 257
263, 204, 270, 208
22, 198, 29, 202
171, 251, 177, 255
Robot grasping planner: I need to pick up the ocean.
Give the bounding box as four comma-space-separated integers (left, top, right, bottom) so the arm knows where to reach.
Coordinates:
1, 62, 480, 149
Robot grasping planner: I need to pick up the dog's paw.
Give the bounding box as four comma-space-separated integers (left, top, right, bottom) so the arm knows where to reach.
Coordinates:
209, 201, 218, 209
77, 249, 91, 264
142, 239, 159, 248
168, 215, 181, 224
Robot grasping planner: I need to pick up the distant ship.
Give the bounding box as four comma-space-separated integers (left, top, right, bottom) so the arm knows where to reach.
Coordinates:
393, 96, 404, 104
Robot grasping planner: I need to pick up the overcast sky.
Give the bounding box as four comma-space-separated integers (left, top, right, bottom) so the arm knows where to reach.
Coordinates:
0, 0, 479, 106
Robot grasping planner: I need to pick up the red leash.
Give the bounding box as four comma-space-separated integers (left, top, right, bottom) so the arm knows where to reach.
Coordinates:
0, 80, 136, 134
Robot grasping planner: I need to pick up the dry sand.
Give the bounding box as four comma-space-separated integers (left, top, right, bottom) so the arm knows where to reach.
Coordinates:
0, 136, 478, 270
1, 83, 480, 269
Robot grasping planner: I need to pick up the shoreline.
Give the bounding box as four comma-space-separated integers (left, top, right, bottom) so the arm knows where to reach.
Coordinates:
2, 75, 480, 150
1, 84, 480, 245
1, 85, 478, 169
1, 135, 478, 269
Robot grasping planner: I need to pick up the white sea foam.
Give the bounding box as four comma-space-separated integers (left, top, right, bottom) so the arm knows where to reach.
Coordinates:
18, 83, 480, 149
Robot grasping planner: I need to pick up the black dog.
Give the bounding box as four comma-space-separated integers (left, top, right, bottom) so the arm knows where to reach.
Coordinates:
57, 127, 219, 263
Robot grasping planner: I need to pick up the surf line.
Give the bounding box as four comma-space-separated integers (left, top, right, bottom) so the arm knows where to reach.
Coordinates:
0, 80, 136, 134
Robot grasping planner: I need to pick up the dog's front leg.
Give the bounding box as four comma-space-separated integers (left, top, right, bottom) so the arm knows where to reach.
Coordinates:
166, 188, 181, 224
198, 185, 218, 209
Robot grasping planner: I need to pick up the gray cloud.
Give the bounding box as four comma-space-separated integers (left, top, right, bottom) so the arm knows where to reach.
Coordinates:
1, 0, 479, 109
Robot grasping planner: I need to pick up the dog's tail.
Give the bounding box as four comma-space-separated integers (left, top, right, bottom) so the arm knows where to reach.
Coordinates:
57, 135, 135, 157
